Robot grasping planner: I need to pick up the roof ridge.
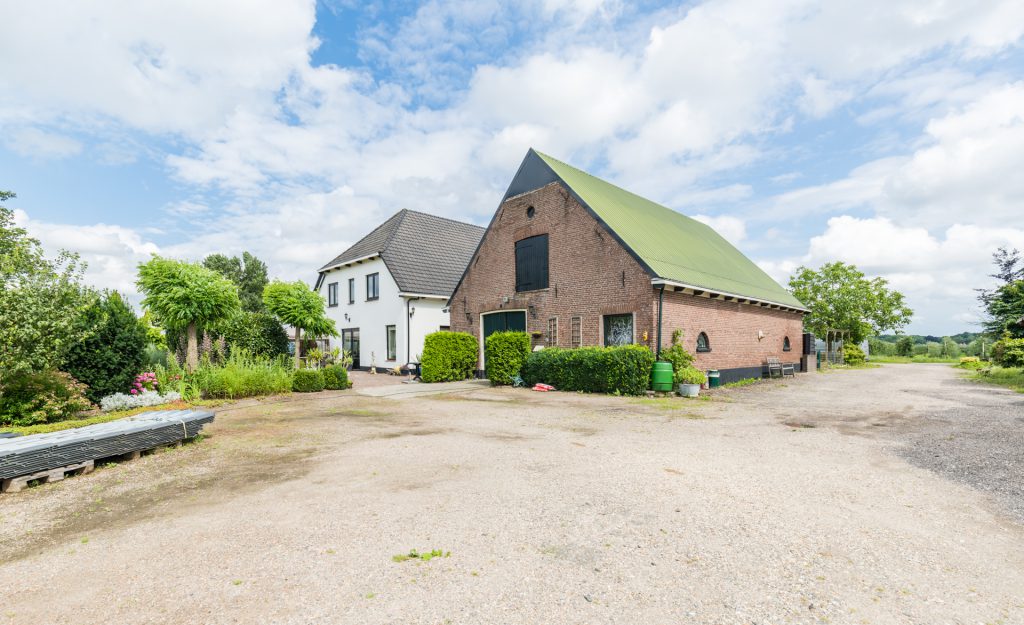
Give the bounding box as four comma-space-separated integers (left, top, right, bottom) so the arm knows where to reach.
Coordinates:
381, 208, 410, 253
398, 208, 486, 230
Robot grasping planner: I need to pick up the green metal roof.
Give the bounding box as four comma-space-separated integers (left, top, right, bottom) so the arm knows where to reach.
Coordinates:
532, 150, 806, 310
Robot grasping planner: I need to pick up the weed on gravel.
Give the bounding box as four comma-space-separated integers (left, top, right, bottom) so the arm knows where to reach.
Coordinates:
392, 549, 450, 563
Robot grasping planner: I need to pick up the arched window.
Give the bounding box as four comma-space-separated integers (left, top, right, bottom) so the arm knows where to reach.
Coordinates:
783, 336, 791, 352
696, 332, 710, 353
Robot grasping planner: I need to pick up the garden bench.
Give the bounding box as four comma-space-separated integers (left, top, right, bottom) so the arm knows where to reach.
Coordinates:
766, 357, 795, 378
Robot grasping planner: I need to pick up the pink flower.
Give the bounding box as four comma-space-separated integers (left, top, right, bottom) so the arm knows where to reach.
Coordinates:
130, 389, 138, 395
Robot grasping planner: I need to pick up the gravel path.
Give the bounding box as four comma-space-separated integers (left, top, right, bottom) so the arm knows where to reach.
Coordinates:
1, 365, 1022, 625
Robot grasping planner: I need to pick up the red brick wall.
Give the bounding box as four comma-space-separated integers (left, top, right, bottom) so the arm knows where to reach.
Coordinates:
450, 180, 805, 372
450, 182, 658, 363
655, 290, 805, 371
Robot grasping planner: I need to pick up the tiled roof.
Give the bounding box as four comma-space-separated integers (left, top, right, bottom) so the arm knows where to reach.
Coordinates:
318, 209, 484, 297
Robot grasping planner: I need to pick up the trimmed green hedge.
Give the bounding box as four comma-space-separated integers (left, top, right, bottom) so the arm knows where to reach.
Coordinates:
421, 331, 478, 383
485, 331, 531, 386
292, 368, 325, 392
322, 365, 351, 390
522, 344, 656, 396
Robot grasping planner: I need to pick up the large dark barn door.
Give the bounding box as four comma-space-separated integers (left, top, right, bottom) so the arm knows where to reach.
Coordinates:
483, 311, 527, 340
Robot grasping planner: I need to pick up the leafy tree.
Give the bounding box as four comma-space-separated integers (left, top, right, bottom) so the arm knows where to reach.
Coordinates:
203, 252, 269, 313
1, 191, 97, 378
137, 256, 240, 371
982, 280, 1024, 339
263, 280, 337, 369
788, 261, 913, 346
140, 309, 167, 349
895, 336, 914, 357
218, 310, 290, 358
62, 291, 147, 402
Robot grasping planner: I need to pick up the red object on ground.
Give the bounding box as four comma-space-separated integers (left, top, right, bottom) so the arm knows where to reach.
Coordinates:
532, 383, 556, 392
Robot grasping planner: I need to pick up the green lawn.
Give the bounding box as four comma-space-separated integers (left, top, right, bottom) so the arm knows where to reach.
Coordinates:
969, 366, 1024, 393
869, 355, 959, 364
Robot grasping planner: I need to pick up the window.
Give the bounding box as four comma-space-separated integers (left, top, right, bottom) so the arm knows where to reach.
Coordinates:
571, 316, 582, 348
603, 314, 633, 346
526, 206, 535, 219
515, 234, 549, 292
783, 336, 791, 352
696, 332, 711, 353
327, 282, 338, 307
547, 317, 558, 346
386, 325, 397, 361
347, 278, 355, 304
366, 273, 379, 300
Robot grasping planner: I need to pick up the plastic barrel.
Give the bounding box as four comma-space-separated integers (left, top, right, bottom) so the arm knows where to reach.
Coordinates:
651, 361, 674, 391
707, 370, 721, 388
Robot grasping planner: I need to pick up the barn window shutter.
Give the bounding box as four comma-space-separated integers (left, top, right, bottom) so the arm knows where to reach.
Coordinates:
515, 234, 548, 293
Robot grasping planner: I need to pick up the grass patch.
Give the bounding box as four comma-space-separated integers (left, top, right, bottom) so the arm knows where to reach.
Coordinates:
869, 356, 959, 364
968, 366, 1024, 393
721, 378, 758, 388
392, 549, 450, 563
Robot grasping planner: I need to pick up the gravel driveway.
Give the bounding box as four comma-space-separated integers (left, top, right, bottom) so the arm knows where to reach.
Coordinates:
1, 365, 1022, 625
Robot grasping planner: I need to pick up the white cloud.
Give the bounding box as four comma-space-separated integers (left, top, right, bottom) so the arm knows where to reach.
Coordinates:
3, 127, 83, 159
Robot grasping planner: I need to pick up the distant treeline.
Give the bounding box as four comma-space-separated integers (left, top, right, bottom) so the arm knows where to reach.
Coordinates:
875, 332, 981, 345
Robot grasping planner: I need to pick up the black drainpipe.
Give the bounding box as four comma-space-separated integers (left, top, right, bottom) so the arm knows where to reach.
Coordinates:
656, 284, 665, 359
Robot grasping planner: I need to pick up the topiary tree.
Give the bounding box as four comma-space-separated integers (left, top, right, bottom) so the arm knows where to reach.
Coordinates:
62, 291, 148, 402
137, 256, 240, 371
263, 280, 337, 369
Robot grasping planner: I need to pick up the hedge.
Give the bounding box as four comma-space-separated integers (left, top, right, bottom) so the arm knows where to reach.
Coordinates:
322, 365, 351, 390
292, 368, 325, 392
843, 343, 866, 365
485, 331, 531, 386
421, 331, 478, 383
522, 344, 656, 396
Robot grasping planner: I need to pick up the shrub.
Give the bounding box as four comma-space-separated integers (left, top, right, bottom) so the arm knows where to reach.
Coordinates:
958, 356, 985, 370
895, 336, 914, 357
992, 337, 1024, 368
99, 390, 183, 412
0, 371, 94, 427
62, 291, 147, 403
219, 310, 290, 358
194, 350, 294, 399
660, 329, 694, 376
843, 343, 866, 365
292, 368, 325, 392
421, 331, 478, 383
522, 344, 656, 396
322, 365, 351, 390
485, 331, 531, 386
674, 366, 706, 385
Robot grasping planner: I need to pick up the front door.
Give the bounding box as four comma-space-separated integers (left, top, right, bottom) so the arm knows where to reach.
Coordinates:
342, 328, 360, 369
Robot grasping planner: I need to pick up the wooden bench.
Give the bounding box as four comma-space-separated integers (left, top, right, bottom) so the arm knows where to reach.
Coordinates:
766, 357, 795, 378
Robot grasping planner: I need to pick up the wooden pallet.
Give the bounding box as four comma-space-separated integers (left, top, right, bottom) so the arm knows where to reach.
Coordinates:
1, 460, 95, 494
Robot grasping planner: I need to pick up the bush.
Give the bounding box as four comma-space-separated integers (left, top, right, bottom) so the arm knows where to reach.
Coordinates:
958, 356, 985, 370
62, 291, 147, 403
992, 337, 1024, 368
896, 336, 914, 357
660, 329, 694, 377
843, 343, 866, 365
0, 371, 94, 427
99, 390, 183, 412
485, 331, 531, 386
522, 344, 656, 396
292, 368, 325, 392
219, 310, 290, 358
674, 366, 706, 385
195, 350, 294, 399
421, 331, 478, 383
322, 365, 351, 390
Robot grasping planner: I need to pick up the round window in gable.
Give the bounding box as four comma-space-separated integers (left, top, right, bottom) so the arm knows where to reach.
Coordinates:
783, 336, 791, 352
526, 206, 536, 219
696, 332, 710, 353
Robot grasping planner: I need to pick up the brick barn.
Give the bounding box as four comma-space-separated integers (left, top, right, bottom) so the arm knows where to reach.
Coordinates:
449, 149, 808, 383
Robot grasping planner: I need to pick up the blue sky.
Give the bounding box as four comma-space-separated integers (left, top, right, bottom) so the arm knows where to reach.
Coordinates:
1, 0, 1023, 335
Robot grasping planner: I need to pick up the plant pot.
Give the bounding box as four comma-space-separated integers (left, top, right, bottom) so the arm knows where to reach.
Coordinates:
677, 383, 700, 397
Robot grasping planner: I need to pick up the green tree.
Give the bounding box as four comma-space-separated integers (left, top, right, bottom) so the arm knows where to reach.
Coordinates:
62, 291, 147, 402
203, 252, 269, 313
981, 280, 1024, 339
895, 336, 914, 357
218, 310, 290, 358
1, 191, 97, 378
789, 262, 913, 346
137, 256, 240, 371
263, 280, 337, 369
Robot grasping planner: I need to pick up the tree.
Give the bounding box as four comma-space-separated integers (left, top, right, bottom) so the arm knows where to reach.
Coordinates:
203, 252, 269, 313
789, 262, 913, 346
137, 256, 240, 371
1, 191, 97, 379
263, 280, 337, 369
896, 336, 914, 357
218, 310, 290, 358
982, 280, 1024, 339
62, 291, 147, 402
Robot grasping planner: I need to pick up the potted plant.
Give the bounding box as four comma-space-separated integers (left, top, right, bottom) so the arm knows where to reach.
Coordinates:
675, 366, 706, 397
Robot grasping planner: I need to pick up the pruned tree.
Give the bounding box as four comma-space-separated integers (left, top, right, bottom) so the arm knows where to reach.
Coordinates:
263, 280, 337, 369
136, 256, 240, 371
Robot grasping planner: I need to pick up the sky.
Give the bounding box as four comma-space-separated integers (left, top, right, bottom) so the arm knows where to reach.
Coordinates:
1, 0, 1023, 336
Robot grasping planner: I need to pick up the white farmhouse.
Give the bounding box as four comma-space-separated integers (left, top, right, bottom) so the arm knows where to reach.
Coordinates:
314, 209, 484, 370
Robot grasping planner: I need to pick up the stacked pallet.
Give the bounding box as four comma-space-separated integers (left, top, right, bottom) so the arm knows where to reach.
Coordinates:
0, 410, 214, 492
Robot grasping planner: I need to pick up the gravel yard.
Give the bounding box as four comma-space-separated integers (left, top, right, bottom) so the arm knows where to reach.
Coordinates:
1, 365, 1022, 624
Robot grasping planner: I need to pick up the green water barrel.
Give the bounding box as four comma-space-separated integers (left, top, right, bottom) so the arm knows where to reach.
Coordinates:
707, 370, 721, 388
651, 361, 674, 392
